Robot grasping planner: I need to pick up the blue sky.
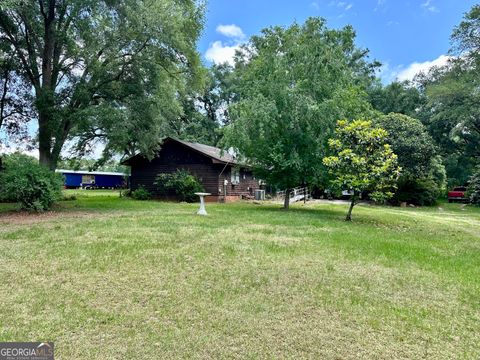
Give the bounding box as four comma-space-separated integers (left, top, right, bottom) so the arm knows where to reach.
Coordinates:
200, 0, 477, 82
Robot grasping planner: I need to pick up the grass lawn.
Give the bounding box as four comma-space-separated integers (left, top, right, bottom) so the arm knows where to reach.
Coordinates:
0, 190, 479, 359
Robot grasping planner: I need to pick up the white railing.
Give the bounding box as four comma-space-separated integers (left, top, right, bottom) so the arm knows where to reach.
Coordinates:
276, 187, 310, 203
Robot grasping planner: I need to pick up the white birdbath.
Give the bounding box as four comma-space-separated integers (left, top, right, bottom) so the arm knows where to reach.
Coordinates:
195, 192, 211, 215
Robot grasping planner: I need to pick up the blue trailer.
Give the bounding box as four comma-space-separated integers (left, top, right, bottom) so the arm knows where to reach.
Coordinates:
56, 169, 128, 189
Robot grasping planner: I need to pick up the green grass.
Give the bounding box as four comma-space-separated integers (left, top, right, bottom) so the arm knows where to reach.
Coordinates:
1, 190, 479, 359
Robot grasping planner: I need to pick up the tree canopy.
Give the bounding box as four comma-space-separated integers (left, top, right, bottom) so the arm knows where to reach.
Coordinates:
416, 4, 480, 185
368, 80, 425, 118
374, 113, 437, 178
0, 0, 205, 169
323, 119, 400, 220
222, 17, 379, 208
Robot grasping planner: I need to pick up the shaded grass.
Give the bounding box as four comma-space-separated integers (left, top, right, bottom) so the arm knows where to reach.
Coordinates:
0, 191, 479, 359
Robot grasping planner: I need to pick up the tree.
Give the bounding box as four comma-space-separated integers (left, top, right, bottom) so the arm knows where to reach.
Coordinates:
451, 4, 480, 58
417, 4, 480, 184
467, 166, 480, 206
367, 80, 425, 118
323, 120, 400, 221
199, 64, 238, 127
0, 48, 33, 142
373, 113, 445, 205
374, 113, 439, 176
222, 18, 379, 209
0, 0, 205, 169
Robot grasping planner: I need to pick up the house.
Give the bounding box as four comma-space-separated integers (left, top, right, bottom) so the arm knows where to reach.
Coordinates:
55, 169, 128, 189
122, 137, 260, 202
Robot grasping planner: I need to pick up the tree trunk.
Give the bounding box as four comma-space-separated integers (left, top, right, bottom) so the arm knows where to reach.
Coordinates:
345, 196, 356, 221
283, 189, 291, 210
38, 111, 55, 170
38, 4, 57, 171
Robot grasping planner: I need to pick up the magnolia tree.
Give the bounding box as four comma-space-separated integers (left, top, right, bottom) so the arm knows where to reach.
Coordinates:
323, 120, 401, 221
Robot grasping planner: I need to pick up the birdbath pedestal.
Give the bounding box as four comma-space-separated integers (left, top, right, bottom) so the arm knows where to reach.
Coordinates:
195, 192, 211, 215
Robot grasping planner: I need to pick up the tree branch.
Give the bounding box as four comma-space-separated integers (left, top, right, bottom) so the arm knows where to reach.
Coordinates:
0, 69, 9, 130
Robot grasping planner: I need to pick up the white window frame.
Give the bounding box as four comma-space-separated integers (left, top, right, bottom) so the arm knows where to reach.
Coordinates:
231, 168, 240, 185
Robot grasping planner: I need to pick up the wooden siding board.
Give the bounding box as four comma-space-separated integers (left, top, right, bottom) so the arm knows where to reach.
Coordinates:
129, 140, 260, 199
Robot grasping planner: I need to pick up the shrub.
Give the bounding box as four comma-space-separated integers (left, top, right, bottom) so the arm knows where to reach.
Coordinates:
119, 189, 131, 198
131, 186, 151, 200
393, 177, 440, 206
467, 167, 480, 206
0, 153, 63, 211
154, 170, 204, 202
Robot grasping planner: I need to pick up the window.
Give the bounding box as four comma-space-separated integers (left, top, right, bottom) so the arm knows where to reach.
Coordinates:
231, 168, 240, 185
82, 175, 94, 184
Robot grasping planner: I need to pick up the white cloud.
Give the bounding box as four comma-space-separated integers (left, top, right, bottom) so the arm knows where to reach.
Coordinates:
396, 54, 450, 81
421, 0, 439, 13
311, 1, 320, 10
387, 20, 399, 26
330, 1, 353, 11
206, 24, 248, 65
205, 41, 242, 65
216, 24, 245, 39
378, 62, 403, 84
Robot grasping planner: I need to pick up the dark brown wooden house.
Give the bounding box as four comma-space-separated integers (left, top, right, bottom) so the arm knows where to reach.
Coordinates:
122, 137, 260, 202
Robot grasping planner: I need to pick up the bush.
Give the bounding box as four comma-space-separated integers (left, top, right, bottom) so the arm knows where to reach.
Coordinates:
154, 170, 204, 202
131, 186, 151, 200
0, 153, 63, 211
467, 167, 480, 206
119, 189, 131, 198
392, 177, 440, 206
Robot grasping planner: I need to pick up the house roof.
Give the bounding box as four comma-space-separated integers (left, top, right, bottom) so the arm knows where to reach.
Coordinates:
121, 137, 240, 166
173, 138, 238, 164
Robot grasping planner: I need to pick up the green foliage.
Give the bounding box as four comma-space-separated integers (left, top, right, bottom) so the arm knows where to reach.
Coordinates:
374, 113, 437, 177
154, 170, 204, 203
428, 155, 447, 192
0, 153, 63, 211
222, 17, 379, 208
0, 0, 206, 168
417, 4, 480, 184
373, 113, 445, 205
323, 120, 401, 220
393, 178, 440, 206
467, 166, 480, 206
131, 186, 152, 201
451, 4, 480, 57
368, 80, 425, 118
443, 154, 476, 189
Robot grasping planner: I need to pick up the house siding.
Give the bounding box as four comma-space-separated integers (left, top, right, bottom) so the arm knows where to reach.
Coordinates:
128, 139, 260, 201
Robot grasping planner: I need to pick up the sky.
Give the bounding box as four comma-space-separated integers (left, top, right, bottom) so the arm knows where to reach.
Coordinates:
200, 0, 477, 82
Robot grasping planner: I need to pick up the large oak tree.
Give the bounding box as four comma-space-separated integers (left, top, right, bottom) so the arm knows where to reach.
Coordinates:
0, 0, 205, 169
